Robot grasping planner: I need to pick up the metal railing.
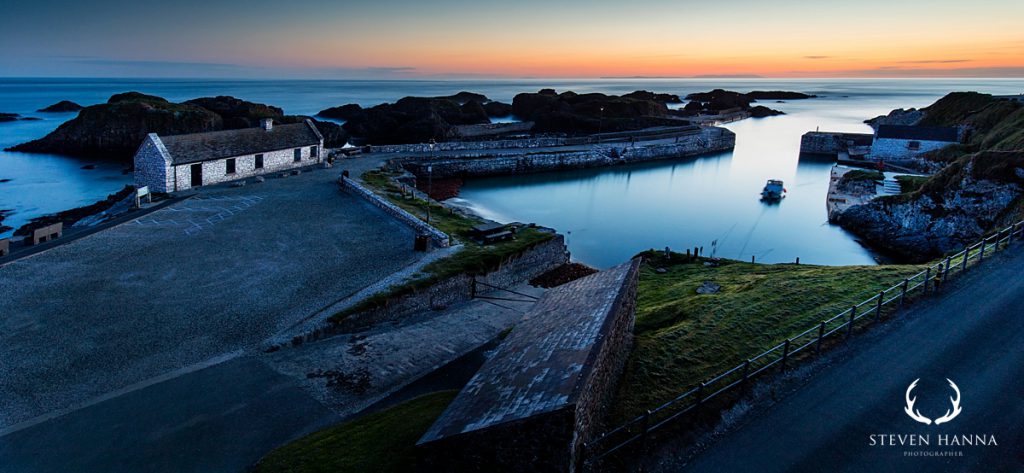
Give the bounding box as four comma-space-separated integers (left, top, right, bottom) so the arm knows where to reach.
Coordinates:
582, 220, 1024, 469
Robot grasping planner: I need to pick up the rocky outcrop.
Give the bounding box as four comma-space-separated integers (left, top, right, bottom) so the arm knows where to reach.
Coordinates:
7, 93, 223, 158
7, 92, 347, 161
511, 89, 677, 134
681, 89, 796, 116
865, 108, 924, 129
0, 113, 41, 122
339, 95, 492, 145
483, 101, 513, 117
837, 151, 1024, 261
37, 100, 84, 113
317, 103, 363, 121
184, 96, 283, 129
623, 90, 683, 103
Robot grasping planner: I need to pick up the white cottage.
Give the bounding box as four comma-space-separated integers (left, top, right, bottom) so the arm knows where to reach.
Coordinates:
870, 125, 959, 160
133, 118, 324, 193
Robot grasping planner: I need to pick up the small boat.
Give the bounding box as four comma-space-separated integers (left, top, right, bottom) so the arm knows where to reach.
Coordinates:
761, 179, 787, 201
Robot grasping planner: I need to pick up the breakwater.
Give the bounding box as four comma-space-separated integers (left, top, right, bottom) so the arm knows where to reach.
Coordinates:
401, 127, 734, 179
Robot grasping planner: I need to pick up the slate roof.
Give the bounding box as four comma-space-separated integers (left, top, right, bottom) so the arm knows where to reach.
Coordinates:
419, 259, 640, 444
876, 125, 958, 143
159, 120, 322, 165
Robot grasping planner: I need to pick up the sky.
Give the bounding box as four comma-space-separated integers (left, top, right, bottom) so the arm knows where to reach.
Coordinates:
1, 0, 1023, 78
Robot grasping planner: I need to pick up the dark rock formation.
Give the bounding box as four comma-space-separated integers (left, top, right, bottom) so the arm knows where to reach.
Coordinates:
340, 95, 492, 145
623, 90, 683, 103
865, 108, 924, 129
837, 151, 1024, 261
0, 113, 41, 122
37, 100, 84, 113
681, 89, 808, 117
7, 93, 223, 159
511, 90, 676, 134
184, 96, 283, 129
317, 103, 364, 121
747, 91, 816, 100
483, 101, 513, 117
436, 91, 489, 104
7, 92, 348, 161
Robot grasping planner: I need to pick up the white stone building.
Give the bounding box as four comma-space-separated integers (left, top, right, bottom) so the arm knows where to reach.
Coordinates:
870, 125, 959, 160
134, 119, 324, 193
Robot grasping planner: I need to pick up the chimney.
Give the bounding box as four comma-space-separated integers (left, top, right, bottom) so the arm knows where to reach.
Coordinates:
261, 118, 273, 131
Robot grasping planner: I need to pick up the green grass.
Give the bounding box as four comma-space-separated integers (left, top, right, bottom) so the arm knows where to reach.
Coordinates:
840, 169, 884, 182
253, 391, 457, 473
611, 252, 924, 420
895, 175, 929, 194
331, 170, 555, 322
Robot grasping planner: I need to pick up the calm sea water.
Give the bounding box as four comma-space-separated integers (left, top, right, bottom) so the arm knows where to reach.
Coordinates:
2, 78, 1022, 256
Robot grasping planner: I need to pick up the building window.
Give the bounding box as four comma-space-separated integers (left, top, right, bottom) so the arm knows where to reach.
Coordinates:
907, 141, 921, 150
310, 146, 318, 158
255, 154, 264, 169
226, 158, 236, 174
294, 148, 302, 162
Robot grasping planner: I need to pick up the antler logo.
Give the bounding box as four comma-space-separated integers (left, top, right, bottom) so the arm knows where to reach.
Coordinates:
904, 378, 962, 425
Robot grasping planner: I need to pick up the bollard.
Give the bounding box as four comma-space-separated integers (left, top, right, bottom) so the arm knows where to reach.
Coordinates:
752, 255, 756, 263
900, 279, 909, 307
795, 257, 800, 265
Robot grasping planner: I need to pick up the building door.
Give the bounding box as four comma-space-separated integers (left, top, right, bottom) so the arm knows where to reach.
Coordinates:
190, 164, 203, 187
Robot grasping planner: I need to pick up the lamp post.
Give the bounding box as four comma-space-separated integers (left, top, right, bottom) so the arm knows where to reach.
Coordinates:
427, 140, 435, 224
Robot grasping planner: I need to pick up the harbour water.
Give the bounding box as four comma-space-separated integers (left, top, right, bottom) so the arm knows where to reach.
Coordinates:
2, 78, 1022, 260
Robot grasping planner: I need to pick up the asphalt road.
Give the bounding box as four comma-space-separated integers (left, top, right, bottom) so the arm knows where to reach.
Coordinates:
678, 246, 1024, 472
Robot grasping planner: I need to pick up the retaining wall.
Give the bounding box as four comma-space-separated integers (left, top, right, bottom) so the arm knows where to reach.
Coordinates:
339, 176, 450, 248
800, 131, 874, 156
453, 121, 535, 138
332, 233, 569, 333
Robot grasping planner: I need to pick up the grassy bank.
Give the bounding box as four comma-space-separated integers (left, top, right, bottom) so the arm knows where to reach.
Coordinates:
612, 252, 924, 420
332, 170, 555, 322
254, 391, 456, 473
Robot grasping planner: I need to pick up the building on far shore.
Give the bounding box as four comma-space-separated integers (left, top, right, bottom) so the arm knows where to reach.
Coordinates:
134, 118, 324, 193
870, 124, 959, 160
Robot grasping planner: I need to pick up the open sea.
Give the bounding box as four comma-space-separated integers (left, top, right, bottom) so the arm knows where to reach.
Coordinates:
2, 78, 1023, 265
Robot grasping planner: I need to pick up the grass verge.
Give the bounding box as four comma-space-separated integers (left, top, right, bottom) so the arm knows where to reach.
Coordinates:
253, 391, 457, 473
611, 251, 924, 420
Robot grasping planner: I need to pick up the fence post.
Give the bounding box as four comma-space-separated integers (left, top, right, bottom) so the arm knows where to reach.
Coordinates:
740, 359, 751, 396
961, 249, 969, 271
923, 267, 931, 293
979, 239, 986, 262
900, 279, 909, 307
874, 292, 884, 321
848, 306, 857, 336
782, 339, 791, 370
942, 257, 952, 284
816, 321, 826, 354
696, 382, 706, 408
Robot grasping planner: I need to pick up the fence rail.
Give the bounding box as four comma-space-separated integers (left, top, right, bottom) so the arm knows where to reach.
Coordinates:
582, 220, 1024, 469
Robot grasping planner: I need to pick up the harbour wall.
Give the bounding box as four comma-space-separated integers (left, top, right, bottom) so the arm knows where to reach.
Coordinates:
401, 127, 735, 179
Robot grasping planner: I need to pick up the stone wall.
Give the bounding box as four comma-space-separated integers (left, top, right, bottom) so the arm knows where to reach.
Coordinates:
369, 136, 570, 154
338, 175, 451, 248
332, 233, 568, 333
799, 131, 874, 156
403, 128, 735, 179
133, 134, 172, 193
171, 142, 323, 191
452, 121, 535, 138
416, 259, 641, 473
870, 137, 951, 160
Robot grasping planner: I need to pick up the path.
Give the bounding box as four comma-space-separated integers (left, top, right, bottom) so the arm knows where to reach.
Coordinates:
670, 246, 1024, 473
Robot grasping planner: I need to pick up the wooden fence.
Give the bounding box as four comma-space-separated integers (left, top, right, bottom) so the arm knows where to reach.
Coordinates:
581, 220, 1024, 470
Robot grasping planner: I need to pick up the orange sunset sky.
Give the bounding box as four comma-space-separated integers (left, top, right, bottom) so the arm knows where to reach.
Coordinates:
1, 0, 1023, 78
